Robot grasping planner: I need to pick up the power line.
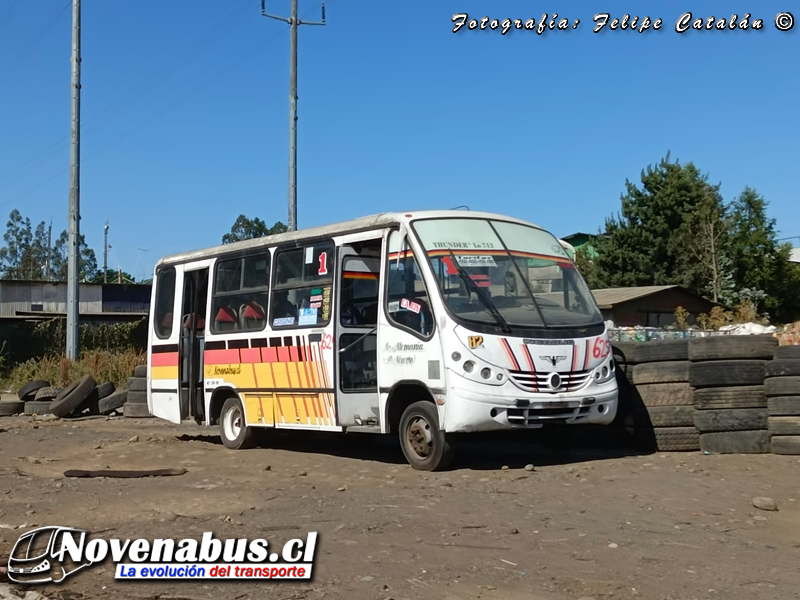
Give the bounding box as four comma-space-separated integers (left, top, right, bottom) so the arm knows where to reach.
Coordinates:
0, 0, 336, 211
0, 0, 22, 32
6, 0, 72, 77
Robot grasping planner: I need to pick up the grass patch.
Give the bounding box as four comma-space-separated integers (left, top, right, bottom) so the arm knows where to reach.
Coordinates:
0, 349, 146, 392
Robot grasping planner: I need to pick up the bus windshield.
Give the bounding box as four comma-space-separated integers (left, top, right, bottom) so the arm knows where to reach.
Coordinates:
411, 218, 603, 330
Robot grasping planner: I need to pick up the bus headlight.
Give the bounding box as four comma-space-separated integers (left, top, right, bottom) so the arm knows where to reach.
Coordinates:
593, 357, 615, 384
481, 367, 492, 379
463, 360, 475, 373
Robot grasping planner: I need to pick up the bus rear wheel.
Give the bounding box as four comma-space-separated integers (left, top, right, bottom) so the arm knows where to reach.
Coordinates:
399, 401, 455, 471
220, 397, 255, 450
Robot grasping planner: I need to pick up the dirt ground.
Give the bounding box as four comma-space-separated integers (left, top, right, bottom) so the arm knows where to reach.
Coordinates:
1, 415, 800, 600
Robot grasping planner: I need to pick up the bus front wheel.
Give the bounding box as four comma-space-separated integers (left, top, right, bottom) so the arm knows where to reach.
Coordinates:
219, 397, 255, 450
399, 401, 455, 471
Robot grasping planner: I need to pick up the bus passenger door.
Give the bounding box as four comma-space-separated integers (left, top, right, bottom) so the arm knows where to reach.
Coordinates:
179, 267, 209, 423
336, 241, 382, 429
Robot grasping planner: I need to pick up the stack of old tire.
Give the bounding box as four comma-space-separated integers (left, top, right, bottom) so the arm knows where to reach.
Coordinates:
124, 364, 152, 418
625, 338, 698, 451
766, 345, 800, 455
8, 376, 127, 418
689, 335, 776, 454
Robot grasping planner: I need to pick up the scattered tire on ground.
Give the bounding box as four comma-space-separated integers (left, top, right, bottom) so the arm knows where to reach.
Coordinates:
49, 374, 97, 418
98, 390, 128, 415
0, 399, 25, 416
24, 400, 53, 416
126, 391, 147, 404
771, 435, 800, 455
96, 382, 116, 399
632, 426, 700, 452
124, 402, 153, 418
765, 357, 800, 455
700, 430, 771, 454
17, 379, 50, 402
128, 377, 147, 392
134, 364, 148, 378
33, 386, 62, 402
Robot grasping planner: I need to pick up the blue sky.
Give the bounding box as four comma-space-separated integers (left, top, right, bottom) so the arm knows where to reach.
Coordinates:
0, 1, 797, 279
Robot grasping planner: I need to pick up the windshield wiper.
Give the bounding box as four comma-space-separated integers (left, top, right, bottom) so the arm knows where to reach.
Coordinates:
447, 249, 512, 334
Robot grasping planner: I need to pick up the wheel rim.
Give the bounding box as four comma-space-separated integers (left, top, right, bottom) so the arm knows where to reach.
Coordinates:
406, 415, 433, 460
223, 405, 242, 441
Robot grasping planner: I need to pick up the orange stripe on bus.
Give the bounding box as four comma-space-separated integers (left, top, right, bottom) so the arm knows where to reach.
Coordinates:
205, 349, 241, 364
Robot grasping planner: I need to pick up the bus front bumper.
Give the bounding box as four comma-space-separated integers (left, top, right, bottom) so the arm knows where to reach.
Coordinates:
443, 384, 618, 433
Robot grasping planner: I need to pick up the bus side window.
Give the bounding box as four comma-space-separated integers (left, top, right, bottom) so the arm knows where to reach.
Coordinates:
211, 253, 270, 333
386, 240, 433, 338
154, 267, 176, 339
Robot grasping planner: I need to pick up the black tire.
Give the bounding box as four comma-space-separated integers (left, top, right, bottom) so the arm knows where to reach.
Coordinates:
768, 417, 800, 436
765, 359, 800, 379
133, 365, 148, 378
623, 406, 695, 428
774, 346, 800, 360
689, 360, 766, 388
771, 436, 800, 455
17, 380, 50, 402
127, 377, 147, 392
399, 401, 455, 471
219, 397, 255, 450
635, 383, 693, 407
24, 400, 53, 416
33, 386, 62, 402
0, 400, 25, 416
632, 361, 689, 385
634, 339, 689, 363
765, 377, 800, 398
767, 396, 800, 416
693, 409, 768, 433
96, 382, 116, 399
49, 375, 97, 418
126, 391, 147, 404
632, 427, 700, 452
700, 430, 770, 454
124, 403, 153, 418
98, 390, 128, 414
693, 386, 766, 410
612, 342, 638, 365
688, 335, 778, 362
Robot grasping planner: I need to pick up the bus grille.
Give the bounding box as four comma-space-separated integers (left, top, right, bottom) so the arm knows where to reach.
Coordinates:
509, 369, 593, 393
507, 405, 593, 426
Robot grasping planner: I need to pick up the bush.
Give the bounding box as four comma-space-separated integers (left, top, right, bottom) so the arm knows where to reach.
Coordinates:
1, 349, 146, 391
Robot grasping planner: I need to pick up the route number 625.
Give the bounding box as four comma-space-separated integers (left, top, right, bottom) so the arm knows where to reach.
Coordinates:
593, 337, 611, 359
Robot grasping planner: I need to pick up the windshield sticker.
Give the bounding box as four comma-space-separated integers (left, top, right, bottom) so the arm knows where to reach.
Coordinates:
298, 308, 317, 326
388, 301, 400, 313
468, 274, 492, 288
400, 298, 421, 314
456, 255, 498, 268
304, 247, 314, 264
273, 317, 295, 327
430, 241, 497, 249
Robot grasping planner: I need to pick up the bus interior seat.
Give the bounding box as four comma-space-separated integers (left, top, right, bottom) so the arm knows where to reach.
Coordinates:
214, 306, 238, 332
361, 301, 379, 324
239, 301, 266, 329
182, 313, 205, 333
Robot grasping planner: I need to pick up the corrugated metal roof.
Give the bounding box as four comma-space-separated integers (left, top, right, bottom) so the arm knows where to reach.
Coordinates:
591, 285, 679, 309
791, 247, 800, 263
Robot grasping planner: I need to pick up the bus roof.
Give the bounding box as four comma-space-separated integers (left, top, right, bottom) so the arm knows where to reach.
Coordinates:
155, 209, 546, 268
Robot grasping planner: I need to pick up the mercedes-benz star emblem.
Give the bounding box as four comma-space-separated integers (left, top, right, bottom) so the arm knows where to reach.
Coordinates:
546, 372, 562, 390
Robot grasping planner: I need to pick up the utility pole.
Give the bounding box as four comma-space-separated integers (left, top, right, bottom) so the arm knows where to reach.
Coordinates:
137, 248, 149, 282
66, 0, 81, 360
103, 220, 109, 283
46, 221, 52, 281
261, 0, 326, 232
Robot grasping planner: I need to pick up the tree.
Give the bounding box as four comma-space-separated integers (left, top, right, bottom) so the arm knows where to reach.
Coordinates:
88, 269, 137, 284
222, 214, 288, 244
0, 209, 50, 280
573, 244, 603, 289
593, 152, 727, 296
50, 230, 99, 282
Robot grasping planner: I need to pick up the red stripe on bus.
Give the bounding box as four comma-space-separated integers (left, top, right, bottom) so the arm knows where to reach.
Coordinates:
501, 339, 520, 371
204, 349, 241, 365
240, 348, 261, 364
262, 347, 278, 363
583, 340, 591, 370
151, 352, 179, 367
277, 347, 291, 363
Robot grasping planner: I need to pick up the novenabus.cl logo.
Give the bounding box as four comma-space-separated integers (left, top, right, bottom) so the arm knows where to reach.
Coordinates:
7, 526, 94, 584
